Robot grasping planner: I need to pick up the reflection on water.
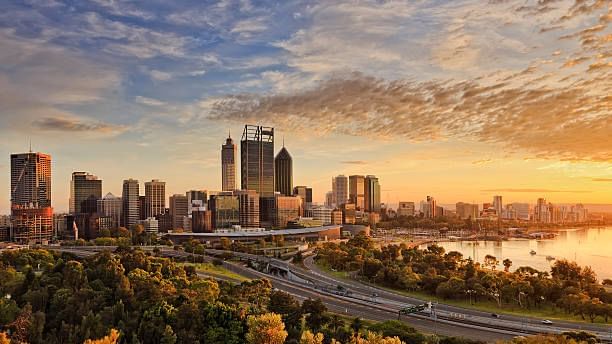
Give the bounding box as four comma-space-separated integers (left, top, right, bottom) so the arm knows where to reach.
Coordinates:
419, 226, 612, 280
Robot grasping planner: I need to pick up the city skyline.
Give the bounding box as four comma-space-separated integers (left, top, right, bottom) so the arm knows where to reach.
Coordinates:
1, 0, 611, 213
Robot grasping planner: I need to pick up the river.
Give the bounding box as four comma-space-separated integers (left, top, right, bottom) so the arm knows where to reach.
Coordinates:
419, 226, 612, 281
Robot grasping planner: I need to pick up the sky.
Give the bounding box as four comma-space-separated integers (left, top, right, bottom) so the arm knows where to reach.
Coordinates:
0, 0, 611, 213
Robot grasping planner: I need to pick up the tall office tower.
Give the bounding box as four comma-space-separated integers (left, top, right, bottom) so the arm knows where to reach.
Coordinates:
186, 190, 207, 214
235, 190, 260, 228
397, 202, 416, 217
274, 194, 302, 228
97, 192, 122, 228
493, 195, 503, 217
535, 198, 549, 223
169, 194, 188, 230
425, 196, 437, 218
349, 175, 365, 210
293, 186, 313, 211
455, 202, 479, 219
364, 175, 381, 213
332, 175, 348, 207
145, 179, 165, 218
274, 146, 293, 196
69, 172, 102, 214
325, 191, 334, 208
121, 179, 139, 228
222, 133, 237, 191
10, 152, 53, 243
209, 192, 240, 229
241, 125, 274, 225
155, 209, 172, 233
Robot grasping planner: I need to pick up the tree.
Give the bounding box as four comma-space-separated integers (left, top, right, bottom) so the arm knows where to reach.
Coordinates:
368, 320, 426, 344
302, 299, 329, 333
300, 331, 324, 344
350, 317, 363, 339
484, 255, 498, 270
83, 329, 121, 344
502, 259, 512, 273
245, 313, 287, 344
0, 332, 10, 344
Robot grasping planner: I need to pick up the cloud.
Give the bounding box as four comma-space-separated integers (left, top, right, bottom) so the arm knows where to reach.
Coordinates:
481, 188, 592, 193
340, 160, 368, 165
149, 70, 172, 81
32, 116, 127, 135
592, 178, 612, 182
134, 96, 167, 107
208, 71, 611, 162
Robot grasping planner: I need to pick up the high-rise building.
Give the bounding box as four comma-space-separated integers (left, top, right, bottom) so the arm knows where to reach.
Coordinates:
222, 133, 237, 191
121, 179, 139, 228
10, 152, 53, 243
397, 202, 416, 217
293, 186, 312, 211
145, 179, 165, 218
365, 175, 381, 213
209, 192, 240, 229
325, 191, 334, 208
155, 209, 172, 233
186, 190, 207, 214
138, 196, 146, 221
332, 175, 348, 207
535, 198, 550, 223
349, 175, 365, 210
192, 209, 213, 233
70, 172, 102, 214
342, 203, 356, 224
241, 125, 275, 225
493, 195, 503, 217
235, 190, 260, 228
97, 192, 122, 228
274, 194, 302, 228
274, 146, 293, 196
456, 202, 479, 219
169, 194, 188, 230
241, 125, 275, 197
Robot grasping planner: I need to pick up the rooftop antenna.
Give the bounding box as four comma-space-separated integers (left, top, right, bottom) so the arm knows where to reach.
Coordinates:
29, 139, 32, 153
282, 135, 285, 147
228, 129, 231, 138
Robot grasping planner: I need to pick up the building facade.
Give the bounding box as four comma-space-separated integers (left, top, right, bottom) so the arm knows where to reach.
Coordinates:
274, 146, 293, 196
10, 152, 53, 243
293, 186, 313, 211
121, 179, 139, 228
209, 192, 240, 229
364, 175, 381, 213
70, 172, 102, 214
456, 202, 479, 219
397, 202, 416, 217
222, 134, 237, 191
97, 192, 122, 228
145, 179, 165, 218
274, 195, 302, 228
349, 175, 365, 210
169, 194, 188, 230
332, 175, 348, 207
235, 190, 260, 228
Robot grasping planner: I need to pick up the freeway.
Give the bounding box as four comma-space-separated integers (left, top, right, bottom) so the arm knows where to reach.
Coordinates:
44, 246, 612, 342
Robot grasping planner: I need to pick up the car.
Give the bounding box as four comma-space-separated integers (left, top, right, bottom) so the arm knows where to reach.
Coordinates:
491, 313, 500, 318
541, 319, 553, 325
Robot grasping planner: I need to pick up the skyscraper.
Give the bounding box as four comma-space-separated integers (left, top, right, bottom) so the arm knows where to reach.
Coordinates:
97, 192, 122, 228
241, 125, 274, 225
209, 192, 240, 229
221, 133, 237, 191
169, 194, 188, 230
274, 146, 293, 196
365, 175, 381, 213
493, 195, 503, 217
10, 152, 53, 243
122, 179, 139, 228
70, 172, 102, 214
186, 190, 207, 214
349, 175, 365, 210
145, 179, 165, 218
241, 125, 274, 197
293, 186, 312, 211
235, 189, 260, 228
332, 175, 348, 207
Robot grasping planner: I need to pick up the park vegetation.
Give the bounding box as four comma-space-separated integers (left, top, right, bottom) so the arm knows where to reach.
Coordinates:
0, 247, 498, 344
315, 233, 612, 323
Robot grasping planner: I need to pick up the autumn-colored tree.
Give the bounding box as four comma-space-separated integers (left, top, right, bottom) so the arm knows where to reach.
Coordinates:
0, 332, 10, 344
496, 334, 582, 344
245, 313, 288, 344
347, 331, 404, 344
83, 329, 120, 344
300, 330, 324, 344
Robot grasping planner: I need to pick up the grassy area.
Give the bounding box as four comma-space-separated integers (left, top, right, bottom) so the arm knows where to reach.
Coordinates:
315, 262, 604, 324
180, 262, 251, 282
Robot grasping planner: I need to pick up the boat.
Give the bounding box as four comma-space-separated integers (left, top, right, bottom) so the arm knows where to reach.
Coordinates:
546, 256, 556, 261
530, 250, 536, 255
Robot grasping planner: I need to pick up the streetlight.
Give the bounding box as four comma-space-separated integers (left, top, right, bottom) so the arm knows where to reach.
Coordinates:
466, 289, 475, 305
